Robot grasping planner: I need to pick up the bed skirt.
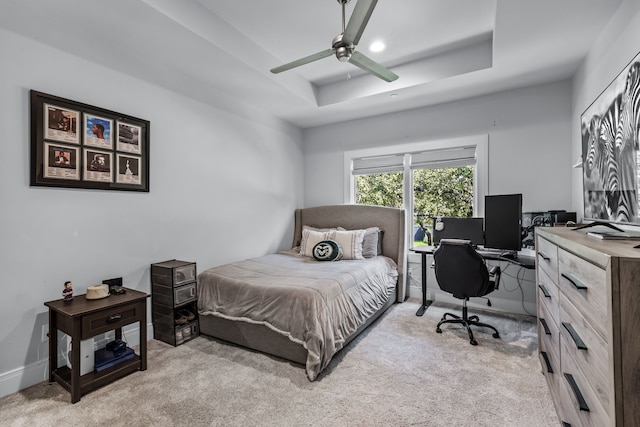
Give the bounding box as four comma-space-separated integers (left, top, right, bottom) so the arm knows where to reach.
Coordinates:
199, 296, 396, 367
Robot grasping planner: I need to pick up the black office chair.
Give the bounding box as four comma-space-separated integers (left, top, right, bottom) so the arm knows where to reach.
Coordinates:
433, 239, 502, 345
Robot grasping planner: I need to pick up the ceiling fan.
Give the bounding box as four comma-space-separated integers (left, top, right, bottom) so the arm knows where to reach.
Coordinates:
270, 0, 399, 82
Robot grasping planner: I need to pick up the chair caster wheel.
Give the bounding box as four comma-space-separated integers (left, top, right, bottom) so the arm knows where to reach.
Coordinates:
436, 328, 442, 334
493, 333, 500, 339
469, 315, 479, 322
470, 339, 478, 346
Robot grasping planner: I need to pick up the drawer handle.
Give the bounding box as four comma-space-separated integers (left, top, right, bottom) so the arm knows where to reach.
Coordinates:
561, 273, 587, 291
564, 373, 590, 412
107, 314, 122, 323
562, 322, 587, 350
539, 318, 551, 335
537, 251, 550, 262
541, 351, 553, 373
538, 284, 551, 298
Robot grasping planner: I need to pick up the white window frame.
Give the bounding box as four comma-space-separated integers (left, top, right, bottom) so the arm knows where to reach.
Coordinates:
343, 135, 489, 248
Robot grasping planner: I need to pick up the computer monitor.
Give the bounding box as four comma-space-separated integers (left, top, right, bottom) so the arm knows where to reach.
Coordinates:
484, 194, 523, 251
432, 217, 485, 247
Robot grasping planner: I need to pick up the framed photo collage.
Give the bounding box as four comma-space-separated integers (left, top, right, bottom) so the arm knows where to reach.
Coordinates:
30, 90, 150, 192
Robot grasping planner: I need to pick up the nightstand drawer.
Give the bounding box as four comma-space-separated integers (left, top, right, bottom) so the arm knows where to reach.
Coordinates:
82, 303, 140, 339
558, 248, 608, 338
536, 236, 558, 283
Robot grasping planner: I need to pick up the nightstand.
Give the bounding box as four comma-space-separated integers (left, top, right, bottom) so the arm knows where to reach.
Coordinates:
44, 288, 149, 403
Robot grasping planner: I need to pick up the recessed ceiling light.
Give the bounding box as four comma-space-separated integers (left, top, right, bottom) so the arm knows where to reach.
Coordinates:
369, 41, 386, 53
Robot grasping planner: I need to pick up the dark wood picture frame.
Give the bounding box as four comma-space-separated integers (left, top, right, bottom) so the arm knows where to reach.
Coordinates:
30, 90, 150, 192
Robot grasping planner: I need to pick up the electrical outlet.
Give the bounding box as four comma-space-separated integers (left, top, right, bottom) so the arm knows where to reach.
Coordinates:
41, 325, 49, 342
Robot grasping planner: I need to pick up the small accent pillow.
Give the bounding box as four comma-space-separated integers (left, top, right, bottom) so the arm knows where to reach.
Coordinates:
312, 240, 343, 261
361, 227, 382, 258
300, 228, 332, 257
331, 229, 366, 260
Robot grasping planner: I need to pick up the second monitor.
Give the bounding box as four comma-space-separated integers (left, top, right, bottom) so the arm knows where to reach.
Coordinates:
432, 217, 484, 247
484, 193, 523, 252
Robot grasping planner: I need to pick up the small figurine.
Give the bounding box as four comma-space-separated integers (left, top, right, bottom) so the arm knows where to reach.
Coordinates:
62, 281, 73, 301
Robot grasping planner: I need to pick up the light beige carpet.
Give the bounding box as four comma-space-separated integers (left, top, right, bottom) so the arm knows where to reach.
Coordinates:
0, 299, 558, 426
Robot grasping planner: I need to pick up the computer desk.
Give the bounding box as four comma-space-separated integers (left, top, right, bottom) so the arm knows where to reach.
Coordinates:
410, 245, 536, 316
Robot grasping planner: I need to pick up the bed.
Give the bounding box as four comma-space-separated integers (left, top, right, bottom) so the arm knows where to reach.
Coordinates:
197, 204, 406, 380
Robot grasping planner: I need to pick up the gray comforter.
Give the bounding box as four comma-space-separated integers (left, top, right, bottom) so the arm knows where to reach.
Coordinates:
197, 250, 398, 380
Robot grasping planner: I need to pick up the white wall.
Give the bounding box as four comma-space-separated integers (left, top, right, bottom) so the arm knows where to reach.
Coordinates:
0, 28, 304, 397
571, 0, 640, 216
303, 81, 573, 212
303, 80, 573, 314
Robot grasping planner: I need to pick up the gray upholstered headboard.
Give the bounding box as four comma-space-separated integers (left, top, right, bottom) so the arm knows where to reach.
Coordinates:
292, 204, 407, 302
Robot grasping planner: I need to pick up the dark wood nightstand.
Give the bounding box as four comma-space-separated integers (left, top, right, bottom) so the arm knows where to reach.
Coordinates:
44, 288, 149, 403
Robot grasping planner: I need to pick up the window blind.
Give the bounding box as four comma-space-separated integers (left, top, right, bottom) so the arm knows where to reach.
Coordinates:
410, 146, 476, 169
353, 145, 476, 175
352, 154, 405, 175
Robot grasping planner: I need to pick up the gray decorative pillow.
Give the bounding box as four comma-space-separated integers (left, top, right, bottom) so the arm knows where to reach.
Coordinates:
312, 240, 343, 261
362, 227, 382, 258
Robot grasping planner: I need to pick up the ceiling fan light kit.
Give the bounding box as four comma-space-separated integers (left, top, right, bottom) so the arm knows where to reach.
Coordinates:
333, 35, 352, 62
270, 0, 398, 82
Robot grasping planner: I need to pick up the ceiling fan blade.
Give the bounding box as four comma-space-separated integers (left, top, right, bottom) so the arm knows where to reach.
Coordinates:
343, 0, 378, 46
349, 51, 398, 82
270, 48, 335, 74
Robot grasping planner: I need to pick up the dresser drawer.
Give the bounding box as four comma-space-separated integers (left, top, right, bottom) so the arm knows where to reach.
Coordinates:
538, 347, 560, 406
559, 349, 610, 427
539, 298, 560, 362
82, 302, 141, 339
560, 296, 610, 413
538, 267, 559, 325
536, 235, 558, 283
558, 248, 608, 339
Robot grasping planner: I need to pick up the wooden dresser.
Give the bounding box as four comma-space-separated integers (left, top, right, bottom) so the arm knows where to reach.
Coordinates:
535, 227, 640, 426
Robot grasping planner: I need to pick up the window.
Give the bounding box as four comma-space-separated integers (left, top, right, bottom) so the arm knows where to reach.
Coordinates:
345, 135, 488, 249
353, 154, 404, 209
355, 172, 404, 208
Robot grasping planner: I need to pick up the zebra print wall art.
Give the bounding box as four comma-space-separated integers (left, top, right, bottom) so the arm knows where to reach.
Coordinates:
581, 51, 640, 224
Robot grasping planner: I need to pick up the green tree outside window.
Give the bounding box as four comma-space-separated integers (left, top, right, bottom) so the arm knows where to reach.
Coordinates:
355, 167, 474, 246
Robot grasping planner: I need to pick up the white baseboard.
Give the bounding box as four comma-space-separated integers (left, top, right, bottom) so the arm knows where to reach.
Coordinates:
0, 360, 50, 401
0, 322, 153, 400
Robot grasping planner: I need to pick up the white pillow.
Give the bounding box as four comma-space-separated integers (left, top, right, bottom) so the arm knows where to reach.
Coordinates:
331, 229, 366, 260
300, 228, 332, 257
